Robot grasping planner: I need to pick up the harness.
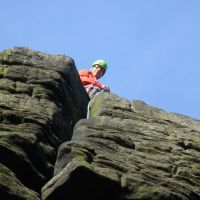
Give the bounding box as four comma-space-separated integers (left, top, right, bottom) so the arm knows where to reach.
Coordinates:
84, 84, 102, 99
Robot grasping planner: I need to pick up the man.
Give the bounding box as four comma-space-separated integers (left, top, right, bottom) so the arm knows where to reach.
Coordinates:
79, 59, 110, 99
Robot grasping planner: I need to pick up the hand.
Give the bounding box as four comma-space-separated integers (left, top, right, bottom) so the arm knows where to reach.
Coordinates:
102, 85, 110, 92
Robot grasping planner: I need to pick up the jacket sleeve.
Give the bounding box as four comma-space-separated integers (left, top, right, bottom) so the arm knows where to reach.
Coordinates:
94, 80, 104, 89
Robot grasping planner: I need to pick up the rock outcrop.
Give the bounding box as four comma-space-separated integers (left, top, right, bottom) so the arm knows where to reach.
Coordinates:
0, 47, 89, 199
42, 93, 200, 200
1, 47, 200, 200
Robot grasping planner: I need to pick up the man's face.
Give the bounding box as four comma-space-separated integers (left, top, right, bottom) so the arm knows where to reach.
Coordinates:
91, 65, 105, 79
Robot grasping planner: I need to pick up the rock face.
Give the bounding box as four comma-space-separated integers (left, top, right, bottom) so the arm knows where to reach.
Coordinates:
0, 47, 89, 199
1, 47, 200, 200
43, 93, 200, 200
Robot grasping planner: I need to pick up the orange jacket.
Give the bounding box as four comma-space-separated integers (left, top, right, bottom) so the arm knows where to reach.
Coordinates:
79, 70, 104, 89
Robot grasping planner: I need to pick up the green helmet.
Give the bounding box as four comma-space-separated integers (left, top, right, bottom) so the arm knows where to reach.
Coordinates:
92, 59, 107, 73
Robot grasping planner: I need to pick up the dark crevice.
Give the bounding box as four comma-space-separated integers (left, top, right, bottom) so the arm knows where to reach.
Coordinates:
0, 145, 47, 192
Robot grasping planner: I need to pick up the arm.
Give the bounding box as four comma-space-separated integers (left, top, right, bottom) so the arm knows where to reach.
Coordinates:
79, 70, 110, 92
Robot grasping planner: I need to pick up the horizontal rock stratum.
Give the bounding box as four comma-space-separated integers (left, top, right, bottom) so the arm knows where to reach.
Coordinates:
1, 47, 200, 200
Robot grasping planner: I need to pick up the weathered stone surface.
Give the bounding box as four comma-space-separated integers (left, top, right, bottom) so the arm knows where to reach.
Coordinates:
43, 93, 200, 200
1, 47, 200, 200
0, 47, 89, 199
0, 163, 39, 200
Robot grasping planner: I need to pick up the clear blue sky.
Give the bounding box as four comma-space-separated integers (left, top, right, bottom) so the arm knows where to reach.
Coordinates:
1, 0, 200, 119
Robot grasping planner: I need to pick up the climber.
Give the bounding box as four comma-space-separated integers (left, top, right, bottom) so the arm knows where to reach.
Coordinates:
79, 59, 110, 99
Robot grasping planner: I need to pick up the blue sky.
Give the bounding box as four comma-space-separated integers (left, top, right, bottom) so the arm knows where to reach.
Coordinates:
1, 0, 200, 119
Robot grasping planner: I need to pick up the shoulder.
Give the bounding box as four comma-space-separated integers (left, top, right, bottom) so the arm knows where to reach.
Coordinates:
79, 69, 90, 76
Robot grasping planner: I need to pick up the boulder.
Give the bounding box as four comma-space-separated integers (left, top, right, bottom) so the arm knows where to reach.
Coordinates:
42, 93, 200, 200
0, 47, 89, 199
